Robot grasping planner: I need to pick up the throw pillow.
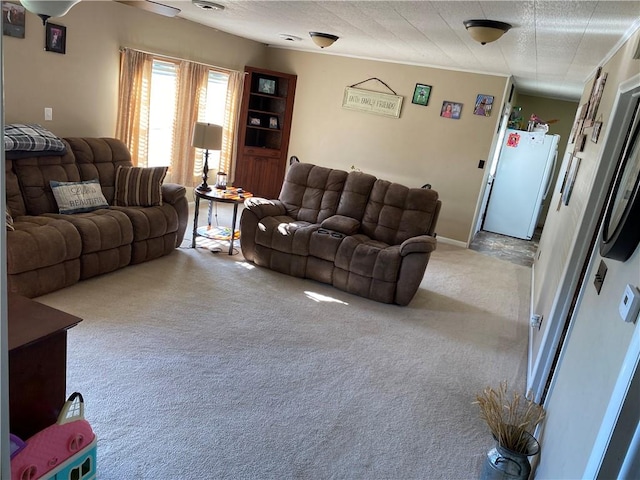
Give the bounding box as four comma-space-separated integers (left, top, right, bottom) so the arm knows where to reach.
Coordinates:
50, 179, 109, 214
6, 207, 15, 231
113, 166, 167, 207
4, 123, 66, 152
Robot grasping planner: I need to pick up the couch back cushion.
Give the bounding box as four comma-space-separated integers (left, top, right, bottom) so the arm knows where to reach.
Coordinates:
5, 158, 27, 216
336, 170, 376, 220
362, 180, 440, 245
65, 138, 133, 204
12, 144, 81, 215
279, 163, 348, 223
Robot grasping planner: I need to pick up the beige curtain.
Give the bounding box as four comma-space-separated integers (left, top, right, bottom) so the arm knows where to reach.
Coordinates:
220, 71, 244, 183
171, 62, 209, 187
115, 48, 153, 166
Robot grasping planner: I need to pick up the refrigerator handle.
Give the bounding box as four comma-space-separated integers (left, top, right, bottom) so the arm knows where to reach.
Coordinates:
542, 148, 558, 200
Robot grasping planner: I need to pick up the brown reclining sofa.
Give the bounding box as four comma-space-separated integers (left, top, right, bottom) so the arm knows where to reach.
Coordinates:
5, 136, 188, 298
240, 162, 441, 305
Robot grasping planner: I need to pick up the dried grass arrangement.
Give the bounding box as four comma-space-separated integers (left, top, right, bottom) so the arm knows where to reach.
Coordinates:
475, 381, 545, 454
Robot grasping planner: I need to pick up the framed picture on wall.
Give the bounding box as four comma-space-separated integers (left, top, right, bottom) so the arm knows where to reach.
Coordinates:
562, 156, 581, 206
2, 3, 25, 39
411, 83, 432, 106
441, 101, 462, 119
45, 23, 66, 54
473, 94, 494, 117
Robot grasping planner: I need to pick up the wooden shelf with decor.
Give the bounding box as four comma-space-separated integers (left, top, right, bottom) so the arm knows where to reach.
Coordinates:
234, 66, 297, 199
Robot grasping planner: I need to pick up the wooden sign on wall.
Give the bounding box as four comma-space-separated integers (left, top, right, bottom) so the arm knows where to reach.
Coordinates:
342, 87, 403, 118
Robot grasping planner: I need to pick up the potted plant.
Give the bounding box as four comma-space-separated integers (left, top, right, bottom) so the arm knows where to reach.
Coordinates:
475, 381, 545, 479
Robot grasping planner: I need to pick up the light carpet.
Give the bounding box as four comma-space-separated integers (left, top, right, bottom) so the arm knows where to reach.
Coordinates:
36, 234, 530, 479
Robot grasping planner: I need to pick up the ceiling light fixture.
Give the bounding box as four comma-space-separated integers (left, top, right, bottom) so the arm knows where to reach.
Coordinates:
20, 0, 80, 24
279, 34, 302, 42
463, 19, 512, 45
192, 0, 225, 11
309, 32, 339, 49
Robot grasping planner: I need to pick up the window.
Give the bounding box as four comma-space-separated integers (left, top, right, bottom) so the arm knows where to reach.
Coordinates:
116, 48, 242, 187
148, 60, 177, 168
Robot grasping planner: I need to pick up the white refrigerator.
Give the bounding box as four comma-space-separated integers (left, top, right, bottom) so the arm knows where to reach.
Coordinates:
483, 129, 560, 240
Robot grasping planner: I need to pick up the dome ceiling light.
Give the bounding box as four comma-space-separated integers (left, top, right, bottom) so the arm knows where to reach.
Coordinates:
463, 19, 512, 45
20, 0, 80, 24
309, 32, 339, 49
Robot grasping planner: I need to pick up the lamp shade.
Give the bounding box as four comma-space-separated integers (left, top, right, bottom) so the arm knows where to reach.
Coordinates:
192, 122, 223, 151
463, 19, 512, 45
309, 32, 339, 49
20, 1, 80, 18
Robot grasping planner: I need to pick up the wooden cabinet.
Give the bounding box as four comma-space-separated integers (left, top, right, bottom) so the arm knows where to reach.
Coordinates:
234, 66, 296, 199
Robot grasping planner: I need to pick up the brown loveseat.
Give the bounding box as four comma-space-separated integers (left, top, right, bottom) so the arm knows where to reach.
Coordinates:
5, 137, 188, 298
240, 162, 441, 305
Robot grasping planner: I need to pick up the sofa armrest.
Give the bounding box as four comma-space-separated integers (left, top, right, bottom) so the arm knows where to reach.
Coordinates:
320, 215, 360, 235
243, 197, 286, 219
399, 235, 437, 256
161, 183, 186, 205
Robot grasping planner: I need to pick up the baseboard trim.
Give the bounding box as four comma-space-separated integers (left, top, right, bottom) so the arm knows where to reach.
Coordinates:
437, 236, 468, 248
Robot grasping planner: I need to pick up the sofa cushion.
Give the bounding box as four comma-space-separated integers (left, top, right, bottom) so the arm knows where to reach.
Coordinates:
113, 166, 167, 207
6, 216, 82, 275
335, 234, 401, 282
253, 215, 318, 256
65, 137, 134, 203
361, 180, 440, 245
336, 170, 377, 220
11, 146, 82, 215
50, 179, 109, 214
4, 123, 66, 152
279, 163, 348, 224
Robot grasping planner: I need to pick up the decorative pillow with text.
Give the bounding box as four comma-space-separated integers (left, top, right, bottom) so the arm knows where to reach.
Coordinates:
113, 166, 167, 207
50, 179, 110, 214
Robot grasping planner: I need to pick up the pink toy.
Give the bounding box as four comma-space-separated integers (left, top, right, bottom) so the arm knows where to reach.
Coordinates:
11, 392, 97, 480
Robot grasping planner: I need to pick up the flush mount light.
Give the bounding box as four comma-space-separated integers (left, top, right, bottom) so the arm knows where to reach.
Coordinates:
20, 0, 80, 24
463, 19, 512, 45
193, 0, 225, 11
309, 32, 339, 49
279, 34, 302, 42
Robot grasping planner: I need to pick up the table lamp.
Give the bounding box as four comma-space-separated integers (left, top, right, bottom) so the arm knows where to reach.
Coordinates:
192, 122, 223, 192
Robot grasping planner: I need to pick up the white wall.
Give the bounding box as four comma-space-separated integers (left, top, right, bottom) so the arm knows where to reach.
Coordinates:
534, 28, 640, 478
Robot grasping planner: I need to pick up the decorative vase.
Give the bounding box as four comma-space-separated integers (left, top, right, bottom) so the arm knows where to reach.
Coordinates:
480, 431, 540, 480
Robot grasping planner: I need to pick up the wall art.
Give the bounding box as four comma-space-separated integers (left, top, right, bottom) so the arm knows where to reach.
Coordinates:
473, 94, 494, 117
411, 83, 432, 106
441, 101, 462, 119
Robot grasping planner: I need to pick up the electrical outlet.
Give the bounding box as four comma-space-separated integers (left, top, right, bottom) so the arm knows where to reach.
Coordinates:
44, 107, 53, 121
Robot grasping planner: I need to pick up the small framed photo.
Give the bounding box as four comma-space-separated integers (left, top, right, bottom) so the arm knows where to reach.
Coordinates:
591, 121, 603, 143
473, 94, 494, 117
258, 77, 277, 95
574, 133, 587, 153
411, 83, 432, 106
441, 101, 462, 119
268, 116, 279, 129
3, 3, 26, 39
45, 23, 66, 54
562, 156, 581, 206
249, 116, 261, 126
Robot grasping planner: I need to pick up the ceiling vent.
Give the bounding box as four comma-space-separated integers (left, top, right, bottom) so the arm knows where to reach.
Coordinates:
192, 0, 225, 11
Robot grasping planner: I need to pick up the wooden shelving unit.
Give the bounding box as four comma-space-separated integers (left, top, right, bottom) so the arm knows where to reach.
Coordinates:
234, 66, 297, 199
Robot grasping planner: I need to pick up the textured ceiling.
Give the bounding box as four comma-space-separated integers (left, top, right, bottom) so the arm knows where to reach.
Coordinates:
156, 1, 640, 100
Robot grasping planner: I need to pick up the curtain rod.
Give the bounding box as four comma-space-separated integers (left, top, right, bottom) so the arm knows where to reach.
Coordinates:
120, 47, 244, 74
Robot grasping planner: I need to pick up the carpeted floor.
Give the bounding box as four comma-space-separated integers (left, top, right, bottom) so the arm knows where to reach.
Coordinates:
36, 208, 531, 480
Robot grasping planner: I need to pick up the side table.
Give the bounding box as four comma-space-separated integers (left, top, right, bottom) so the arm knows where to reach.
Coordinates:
8, 293, 82, 439
191, 187, 253, 255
